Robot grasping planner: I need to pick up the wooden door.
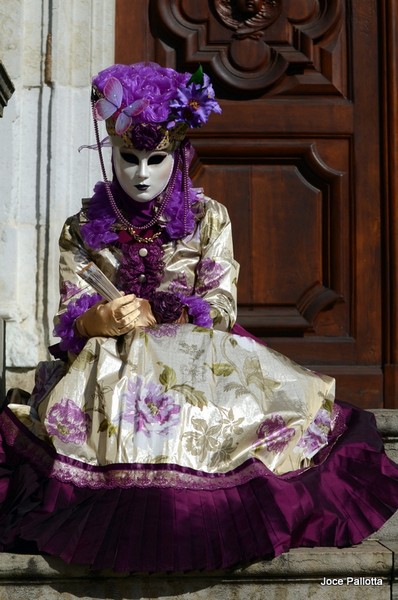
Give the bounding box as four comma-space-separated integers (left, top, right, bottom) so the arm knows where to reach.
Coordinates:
115, 0, 398, 409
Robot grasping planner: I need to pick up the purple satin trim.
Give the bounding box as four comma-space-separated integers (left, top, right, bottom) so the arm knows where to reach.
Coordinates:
0, 408, 276, 490
0, 402, 348, 491
1, 402, 398, 572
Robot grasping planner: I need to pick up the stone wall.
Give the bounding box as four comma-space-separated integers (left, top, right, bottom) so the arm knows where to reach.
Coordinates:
0, 0, 115, 392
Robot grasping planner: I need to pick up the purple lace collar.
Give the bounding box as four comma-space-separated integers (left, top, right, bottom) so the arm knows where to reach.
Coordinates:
81, 172, 202, 251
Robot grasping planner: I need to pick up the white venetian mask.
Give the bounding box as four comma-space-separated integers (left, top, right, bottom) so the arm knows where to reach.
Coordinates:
112, 145, 175, 202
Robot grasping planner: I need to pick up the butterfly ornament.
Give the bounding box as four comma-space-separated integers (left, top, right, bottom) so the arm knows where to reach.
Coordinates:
93, 77, 149, 135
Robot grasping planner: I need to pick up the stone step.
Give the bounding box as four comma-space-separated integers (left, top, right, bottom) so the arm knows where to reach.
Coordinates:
371, 409, 398, 461
366, 409, 398, 544
0, 541, 395, 600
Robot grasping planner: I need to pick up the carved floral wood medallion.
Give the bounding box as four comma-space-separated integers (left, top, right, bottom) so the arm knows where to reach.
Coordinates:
149, 0, 346, 96
213, 0, 282, 40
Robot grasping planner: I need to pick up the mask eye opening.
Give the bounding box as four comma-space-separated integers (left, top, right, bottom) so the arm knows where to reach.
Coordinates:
120, 152, 139, 165
148, 154, 167, 165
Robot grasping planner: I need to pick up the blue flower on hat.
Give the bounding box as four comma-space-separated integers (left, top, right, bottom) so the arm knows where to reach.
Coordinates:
169, 72, 221, 129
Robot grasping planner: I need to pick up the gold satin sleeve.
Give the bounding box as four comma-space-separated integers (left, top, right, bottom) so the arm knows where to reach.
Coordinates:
197, 198, 240, 331
54, 214, 92, 329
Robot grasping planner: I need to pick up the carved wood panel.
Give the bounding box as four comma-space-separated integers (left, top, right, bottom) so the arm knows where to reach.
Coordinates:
191, 139, 348, 340
115, 0, 392, 408
149, 0, 347, 97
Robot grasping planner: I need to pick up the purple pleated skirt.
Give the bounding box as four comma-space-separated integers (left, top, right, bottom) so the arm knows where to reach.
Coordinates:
0, 398, 397, 573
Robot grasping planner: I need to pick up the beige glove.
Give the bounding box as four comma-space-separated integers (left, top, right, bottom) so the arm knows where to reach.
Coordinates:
134, 298, 157, 327
75, 294, 144, 338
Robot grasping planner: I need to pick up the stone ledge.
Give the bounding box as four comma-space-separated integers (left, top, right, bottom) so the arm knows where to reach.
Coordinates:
371, 409, 398, 439
369, 409, 398, 464
0, 542, 393, 600
0, 541, 390, 581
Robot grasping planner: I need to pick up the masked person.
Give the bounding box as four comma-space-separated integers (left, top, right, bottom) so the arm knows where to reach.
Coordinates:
1, 62, 398, 573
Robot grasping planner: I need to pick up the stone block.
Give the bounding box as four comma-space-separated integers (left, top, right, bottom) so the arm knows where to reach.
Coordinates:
0, 542, 392, 600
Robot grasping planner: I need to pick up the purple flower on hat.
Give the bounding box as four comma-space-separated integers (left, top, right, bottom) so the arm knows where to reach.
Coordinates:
129, 123, 165, 151
169, 73, 221, 129
92, 63, 220, 136
93, 64, 189, 131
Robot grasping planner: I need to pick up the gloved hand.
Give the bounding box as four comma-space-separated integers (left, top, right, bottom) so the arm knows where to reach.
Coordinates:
134, 298, 157, 327
75, 294, 143, 338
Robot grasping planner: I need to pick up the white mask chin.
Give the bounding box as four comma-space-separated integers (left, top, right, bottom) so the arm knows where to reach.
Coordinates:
112, 146, 175, 202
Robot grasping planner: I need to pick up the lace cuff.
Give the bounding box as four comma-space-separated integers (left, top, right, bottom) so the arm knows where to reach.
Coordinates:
150, 292, 213, 328
53, 293, 102, 355
179, 294, 212, 328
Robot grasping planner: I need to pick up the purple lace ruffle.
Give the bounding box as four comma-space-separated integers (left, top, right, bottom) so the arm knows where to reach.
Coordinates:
80, 173, 202, 252
147, 291, 212, 326
163, 169, 198, 239
180, 294, 213, 328
116, 237, 165, 298
80, 183, 118, 249
150, 291, 212, 326
53, 293, 102, 355
151, 291, 184, 323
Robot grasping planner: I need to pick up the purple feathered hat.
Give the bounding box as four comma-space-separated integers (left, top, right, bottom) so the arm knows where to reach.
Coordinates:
91, 62, 221, 151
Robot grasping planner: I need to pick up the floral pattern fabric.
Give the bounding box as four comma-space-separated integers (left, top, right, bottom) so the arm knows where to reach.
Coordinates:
45, 397, 91, 445
115, 377, 181, 438
34, 324, 335, 476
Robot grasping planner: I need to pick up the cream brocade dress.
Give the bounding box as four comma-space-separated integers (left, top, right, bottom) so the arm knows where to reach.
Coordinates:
3, 193, 398, 573
9, 194, 335, 484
